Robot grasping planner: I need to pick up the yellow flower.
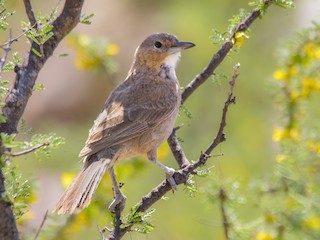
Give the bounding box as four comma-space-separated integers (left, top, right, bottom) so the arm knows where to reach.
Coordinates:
264, 213, 275, 223
289, 128, 300, 141
304, 216, 320, 229
303, 42, 320, 59
256, 231, 275, 240
272, 128, 287, 142
290, 90, 300, 101
302, 78, 317, 89
61, 172, 76, 189
105, 43, 119, 56
315, 47, 320, 59
275, 154, 286, 163
77, 34, 91, 47
233, 32, 250, 47
273, 66, 297, 81
304, 41, 315, 58
288, 66, 298, 76
273, 69, 287, 81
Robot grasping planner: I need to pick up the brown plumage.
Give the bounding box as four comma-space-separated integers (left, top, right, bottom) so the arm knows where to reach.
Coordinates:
53, 33, 195, 214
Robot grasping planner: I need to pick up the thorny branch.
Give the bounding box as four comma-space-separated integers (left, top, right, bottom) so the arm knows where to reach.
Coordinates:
181, 0, 271, 104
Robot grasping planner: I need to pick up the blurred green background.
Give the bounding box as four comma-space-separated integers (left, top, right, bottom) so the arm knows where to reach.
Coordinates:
2, 0, 320, 239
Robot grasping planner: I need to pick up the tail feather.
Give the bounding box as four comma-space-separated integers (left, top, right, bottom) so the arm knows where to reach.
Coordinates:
53, 158, 109, 214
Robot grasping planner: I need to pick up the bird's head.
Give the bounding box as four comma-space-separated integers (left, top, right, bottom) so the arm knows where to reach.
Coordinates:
130, 33, 195, 73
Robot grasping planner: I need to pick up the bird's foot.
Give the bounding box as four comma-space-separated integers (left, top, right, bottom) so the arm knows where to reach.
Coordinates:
165, 167, 177, 191
108, 191, 127, 213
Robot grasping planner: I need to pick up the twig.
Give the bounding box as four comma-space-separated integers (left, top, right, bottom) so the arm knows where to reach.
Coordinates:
0, 29, 13, 73
181, 0, 271, 104
219, 188, 230, 240
33, 210, 48, 240
5, 142, 50, 157
168, 2, 272, 171
23, 0, 38, 29
185, 63, 239, 171
0, 8, 6, 17
167, 126, 190, 168
0, 23, 37, 49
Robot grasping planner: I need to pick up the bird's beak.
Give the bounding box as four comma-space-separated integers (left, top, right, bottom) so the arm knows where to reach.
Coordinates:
176, 41, 196, 50
169, 41, 195, 53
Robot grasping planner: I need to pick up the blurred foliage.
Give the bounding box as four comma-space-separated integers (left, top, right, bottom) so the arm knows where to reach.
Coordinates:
66, 34, 118, 73
204, 22, 320, 240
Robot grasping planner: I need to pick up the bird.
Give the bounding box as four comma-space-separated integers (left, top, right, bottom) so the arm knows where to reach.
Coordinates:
53, 33, 195, 215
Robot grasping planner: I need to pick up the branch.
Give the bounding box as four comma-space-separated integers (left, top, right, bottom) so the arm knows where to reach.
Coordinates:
33, 210, 48, 240
167, 125, 190, 169
5, 142, 50, 157
219, 188, 230, 240
0, 23, 37, 49
191, 63, 239, 169
168, 0, 272, 184
23, 0, 37, 29
181, 0, 272, 104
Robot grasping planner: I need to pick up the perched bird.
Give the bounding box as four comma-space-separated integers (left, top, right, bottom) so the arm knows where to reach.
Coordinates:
53, 33, 195, 214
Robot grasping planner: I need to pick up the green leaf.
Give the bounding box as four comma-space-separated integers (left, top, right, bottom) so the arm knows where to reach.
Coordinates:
80, 13, 95, 25
12, 52, 22, 65
41, 31, 54, 44
59, 53, 69, 57
2, 62, 14, 72
180, 105, 192, 119
274, 0, 295, 9
20, 20, 30, 29
33, 83, 45, 91
31, 48, 42, 57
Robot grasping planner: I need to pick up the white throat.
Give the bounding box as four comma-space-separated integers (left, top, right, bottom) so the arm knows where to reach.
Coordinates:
159, 52, 181, 81
163, 52, 181, 69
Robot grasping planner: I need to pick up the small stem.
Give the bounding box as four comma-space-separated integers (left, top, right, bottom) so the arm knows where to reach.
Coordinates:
219, 188, 230, 240
33, 210, 48, 240
5, 143, 50, 157
0, 29, 13, 73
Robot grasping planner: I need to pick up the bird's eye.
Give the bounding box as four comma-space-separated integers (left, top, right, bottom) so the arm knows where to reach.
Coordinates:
154, 41, 162, 48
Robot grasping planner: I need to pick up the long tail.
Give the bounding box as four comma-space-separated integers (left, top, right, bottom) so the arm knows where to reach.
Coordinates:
53, 157, 110, 214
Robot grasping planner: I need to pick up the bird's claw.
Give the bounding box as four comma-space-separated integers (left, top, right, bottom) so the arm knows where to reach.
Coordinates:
166, 168, 177, 191
108, 192, 126, 213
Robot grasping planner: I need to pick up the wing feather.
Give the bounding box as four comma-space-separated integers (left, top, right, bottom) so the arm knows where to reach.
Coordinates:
79, 73, 179, 158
